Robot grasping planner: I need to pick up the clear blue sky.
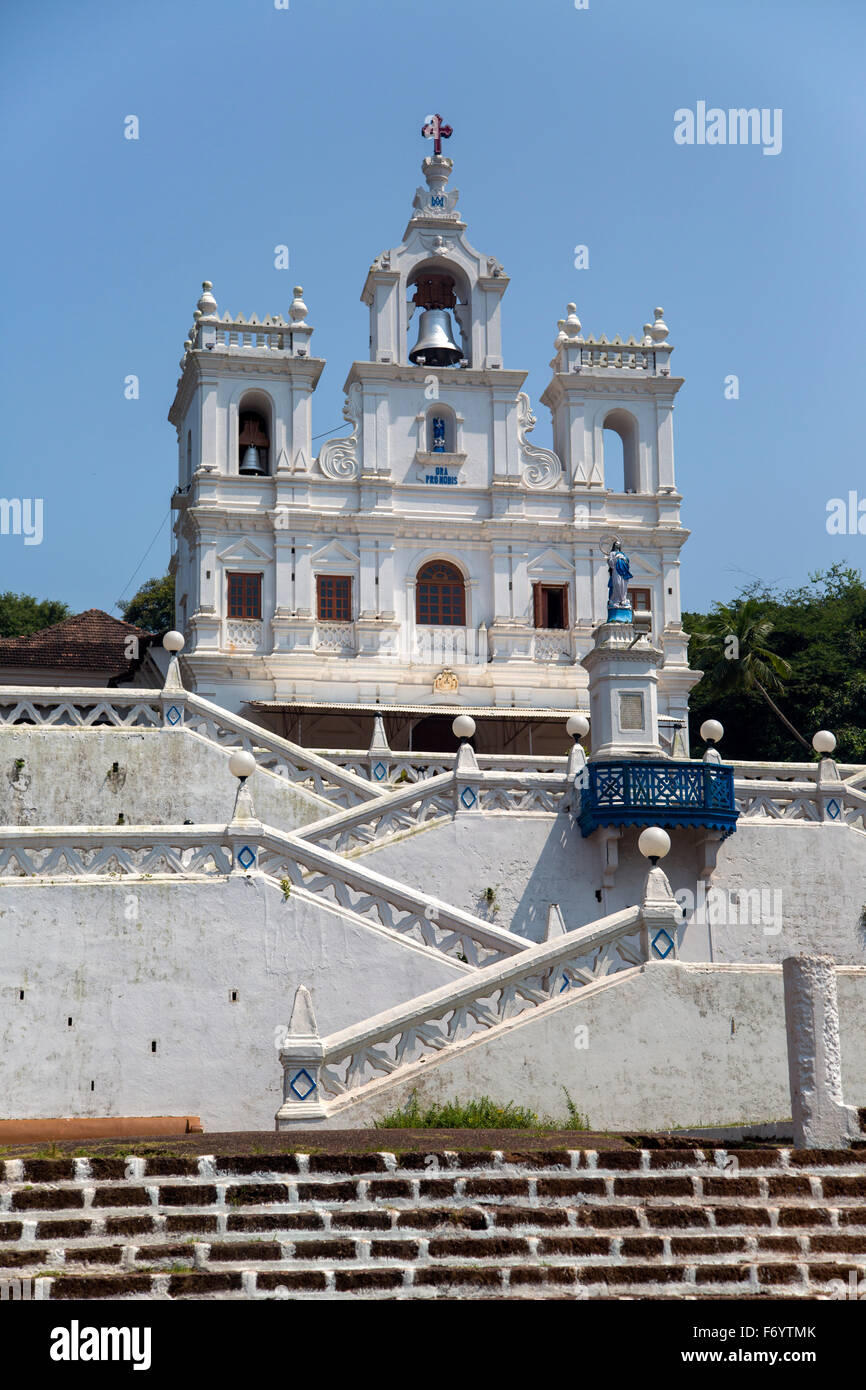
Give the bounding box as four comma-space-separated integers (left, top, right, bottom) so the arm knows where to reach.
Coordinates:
2, 0, 863, 616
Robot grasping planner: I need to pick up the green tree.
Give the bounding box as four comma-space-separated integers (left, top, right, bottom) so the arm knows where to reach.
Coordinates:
688, 598, 809, 751
118, 572, 174, 633
685, 566, 866, 762
0, 591, 70, 638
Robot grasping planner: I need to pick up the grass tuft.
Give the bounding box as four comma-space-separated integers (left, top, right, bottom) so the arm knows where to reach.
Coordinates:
374, 1088, 590, 1131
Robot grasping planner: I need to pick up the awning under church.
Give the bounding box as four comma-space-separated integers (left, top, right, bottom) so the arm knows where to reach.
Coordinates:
249, 699, 584, 720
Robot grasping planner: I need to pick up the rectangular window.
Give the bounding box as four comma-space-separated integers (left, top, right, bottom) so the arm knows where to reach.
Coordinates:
317, 575, 352, 622
532, 584, 569, 630
629, 588, 651, 612
227, 572, 262, 620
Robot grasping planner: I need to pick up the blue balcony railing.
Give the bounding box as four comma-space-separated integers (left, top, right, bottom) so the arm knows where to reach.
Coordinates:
577, 760, 738, 839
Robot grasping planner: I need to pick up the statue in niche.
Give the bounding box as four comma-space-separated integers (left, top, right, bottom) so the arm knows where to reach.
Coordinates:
431, 417, 446, 453
605, 539, 633, 622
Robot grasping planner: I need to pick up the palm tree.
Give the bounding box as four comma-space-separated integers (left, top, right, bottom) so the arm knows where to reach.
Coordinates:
689, 598, 811, 751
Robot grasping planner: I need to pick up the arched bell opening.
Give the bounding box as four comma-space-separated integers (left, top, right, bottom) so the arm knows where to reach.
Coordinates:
407, 262, 469, 368
603, 408, 640, 493
237, 391, 272, 476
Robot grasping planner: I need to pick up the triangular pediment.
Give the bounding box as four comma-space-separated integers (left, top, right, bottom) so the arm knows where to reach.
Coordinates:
629, 554, 659, 578
217, 538, 272, 564
311, 538, 360, 566
527, 547, 574, 576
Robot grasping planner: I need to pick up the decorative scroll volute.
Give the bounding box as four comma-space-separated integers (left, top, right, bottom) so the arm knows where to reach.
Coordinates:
318, 383, 362, 480
517, 393, 563, 490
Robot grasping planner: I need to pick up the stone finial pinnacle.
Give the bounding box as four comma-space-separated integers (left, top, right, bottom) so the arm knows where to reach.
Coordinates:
561, 303, 581, 337
197, 281, 218, 318
290, 286, 308, 325
545, 904, 567, 940
650, 307, 669, 343
288, 984, 319, 1038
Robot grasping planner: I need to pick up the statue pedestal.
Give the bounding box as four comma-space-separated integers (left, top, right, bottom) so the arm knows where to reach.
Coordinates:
582, 621, 665, 760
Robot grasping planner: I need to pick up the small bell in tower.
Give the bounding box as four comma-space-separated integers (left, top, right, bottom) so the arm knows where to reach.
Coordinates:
240, 444, 264, 475
408, 273, 463, 368
238, 411, 269, 475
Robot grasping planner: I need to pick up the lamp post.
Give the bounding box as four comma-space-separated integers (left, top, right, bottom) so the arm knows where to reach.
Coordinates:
812, 729, 840, 803
227, 748, 260, 872
700, 719, 724, 764
160, 629, 186, 713
637, 825, 678, 961
452, 714, 479, 809
565, 713, 590, 810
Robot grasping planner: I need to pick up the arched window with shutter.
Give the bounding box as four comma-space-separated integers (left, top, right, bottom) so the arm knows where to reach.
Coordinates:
415, 560, 466, 627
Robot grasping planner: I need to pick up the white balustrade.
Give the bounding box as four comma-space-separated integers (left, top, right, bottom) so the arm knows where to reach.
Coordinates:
413, 627, 487, 666
225, 619, 263, 651
0, 688, 162, 728
531, 629, 574, 662
0, 686, 383, 810
314, 622, 355, 654
309, 751, 569, 783
297, 773, 455, 852
0, 825, 231, 879
292, 904, 644, 1107
578, 343, 659, 371
255, 827, 525, 967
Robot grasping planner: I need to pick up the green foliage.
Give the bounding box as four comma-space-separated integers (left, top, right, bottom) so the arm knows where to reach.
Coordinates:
374, 1088, 590, 1131
685, 565, 866, 761
562, 1088, 589, 1130
119, 572, 174, 633
375, 1092, 540, 1129
0, 591, 69, 638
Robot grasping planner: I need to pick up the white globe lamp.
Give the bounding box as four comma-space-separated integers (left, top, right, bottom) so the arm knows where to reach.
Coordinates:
566, 713, 590, 741
700, 719, 723, 745
163, 631, 185, 653
229, 750, 257, 781
452, 715, 476, 743
638, 826, 671, 864
812, 730, 836, 755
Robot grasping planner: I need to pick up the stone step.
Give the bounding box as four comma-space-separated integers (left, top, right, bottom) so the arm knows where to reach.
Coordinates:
3, 1149, 865, 1299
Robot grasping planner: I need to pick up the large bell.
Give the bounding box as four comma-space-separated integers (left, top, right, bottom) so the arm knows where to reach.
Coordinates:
409, 309, 462, 367
239, 445, 266, 475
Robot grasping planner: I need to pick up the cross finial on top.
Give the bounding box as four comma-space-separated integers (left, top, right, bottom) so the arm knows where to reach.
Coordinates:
422, 113, 453, 156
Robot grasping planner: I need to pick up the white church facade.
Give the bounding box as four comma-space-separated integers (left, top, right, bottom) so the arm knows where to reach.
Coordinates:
169, 125, 698, 754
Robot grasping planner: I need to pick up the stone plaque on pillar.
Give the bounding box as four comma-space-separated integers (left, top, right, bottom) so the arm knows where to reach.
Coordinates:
581, 621, 664, 760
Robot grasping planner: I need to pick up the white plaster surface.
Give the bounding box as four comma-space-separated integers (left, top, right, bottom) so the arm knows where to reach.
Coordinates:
330, 962, 866, 1131
360, 814, 866, 965
699, 823, 866, 965
0, 728, 328, 831
358, 814, 703, 946
0, 876, 465, 1131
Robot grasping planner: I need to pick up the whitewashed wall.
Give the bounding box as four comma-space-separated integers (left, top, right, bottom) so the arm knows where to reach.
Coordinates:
332, 962, 866, 1131
0, 728, 328, 830
0, 876, 466, 1131
359, 814, 866, 966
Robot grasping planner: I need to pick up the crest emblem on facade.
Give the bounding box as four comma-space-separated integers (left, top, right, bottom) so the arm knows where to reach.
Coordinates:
433, 668, 459, 694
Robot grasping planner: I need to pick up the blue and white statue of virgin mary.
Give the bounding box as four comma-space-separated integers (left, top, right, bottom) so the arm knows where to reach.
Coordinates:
606, 540, 633, 622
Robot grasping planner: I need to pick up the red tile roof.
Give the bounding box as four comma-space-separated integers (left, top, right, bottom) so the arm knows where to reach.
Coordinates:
0, 609, 154, 677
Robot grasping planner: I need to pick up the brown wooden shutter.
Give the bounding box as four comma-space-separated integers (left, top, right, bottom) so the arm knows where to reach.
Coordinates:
532, 583, 543, 628
561, 585, 569, 629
